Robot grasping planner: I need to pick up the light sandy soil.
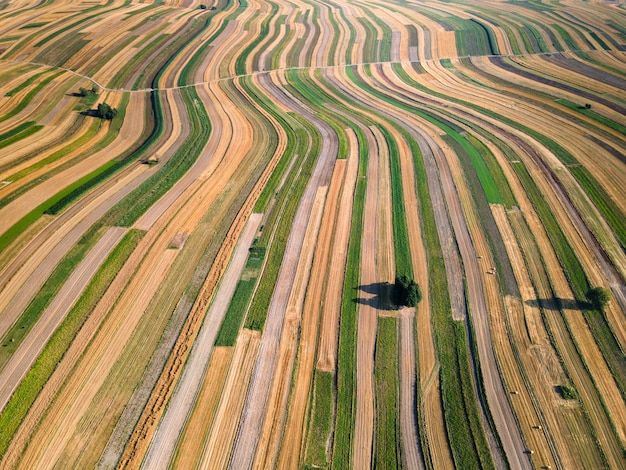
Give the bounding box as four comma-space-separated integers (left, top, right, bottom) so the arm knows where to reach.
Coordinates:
253, 186, 327, 469
139, 213, 262, 469
229, 71, 337, 469
197, 329, 261, 469
352, 126, 381, 469
316, 130, 359, 372
0, 226, 126, 413
276, 161, 345, 468
170, 347, 233, 469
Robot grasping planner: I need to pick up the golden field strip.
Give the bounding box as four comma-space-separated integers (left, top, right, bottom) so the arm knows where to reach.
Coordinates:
0, 0, 624, 469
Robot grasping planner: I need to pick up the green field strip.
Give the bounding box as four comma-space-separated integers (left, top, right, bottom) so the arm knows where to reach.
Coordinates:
336, 2, 356, 64
123, 3, 163, 20
378, 126, 412, 279
340, 66, 498, 467
404, 124, 493, 469
0, 121, 42, 149
453, 19, 492, 57
443, 134, 519, 295
373, 317, 401, 469
304, 370, 334, 468
270, 15, 292, 70
356, 17, 378, 64
0, 226, 103, 370
0, 228, 143, 460
214, 248, 264, 346
360, 6, 393, 63
245, 114, 319, 330
397, 59, 626, 263
102, 89, 207, 227
235, 1, 277, 75
0, 70, 64, 123
330, 126, 368, 470
178, 0, 249, 85
323, 5, 341, 67
470, 18, 499, 55
556, 98, 626, 135
252, 9, 285, 73
4, 70, 50, 97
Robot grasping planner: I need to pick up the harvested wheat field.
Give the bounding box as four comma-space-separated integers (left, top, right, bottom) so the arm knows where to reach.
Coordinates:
0, 0, 625, 469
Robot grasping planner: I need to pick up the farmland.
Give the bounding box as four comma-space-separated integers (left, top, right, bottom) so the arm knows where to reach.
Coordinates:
0, 0, 625, 469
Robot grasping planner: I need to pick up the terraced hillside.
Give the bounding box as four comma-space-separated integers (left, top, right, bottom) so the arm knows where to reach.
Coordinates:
0, 0, 625, 468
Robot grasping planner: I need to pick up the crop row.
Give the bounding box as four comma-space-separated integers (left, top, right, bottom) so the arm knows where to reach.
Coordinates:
0, 228, 143, 460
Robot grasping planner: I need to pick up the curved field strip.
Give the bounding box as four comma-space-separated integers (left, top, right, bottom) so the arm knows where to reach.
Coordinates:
1, 1, 625, 469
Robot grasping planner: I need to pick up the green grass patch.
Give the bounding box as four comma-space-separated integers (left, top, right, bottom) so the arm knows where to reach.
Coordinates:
374, 317, 401, 469
103, 88, 208, 226
4, 70, 49, 96
0, 71, 64, 122
214, 248, 264, 346
330, 126, 368, 470
379, 126, 412, 278
556, 98, 626, 135
0, 228, 143, 460
0, 121, 43, 150
19, 22, 47, 29
304, 370, 334, 467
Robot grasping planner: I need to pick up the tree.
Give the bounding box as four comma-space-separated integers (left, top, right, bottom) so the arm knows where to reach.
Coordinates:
586, 286, 611, 311
96, 102, 118, 120
393, 275, 422, 307
77, 85, 98, 97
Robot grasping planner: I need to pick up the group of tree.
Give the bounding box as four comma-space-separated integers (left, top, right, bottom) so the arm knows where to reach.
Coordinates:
586, 286, 611, 311
77, 85, 99, 97
393, 275, 422, 307
95, 102, 118, 120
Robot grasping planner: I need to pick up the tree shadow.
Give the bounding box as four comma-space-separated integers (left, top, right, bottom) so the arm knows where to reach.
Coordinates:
353, 282, 397, 311
80, 109, 100, 117
79, 109, 99, 117
525, 297, 590, 311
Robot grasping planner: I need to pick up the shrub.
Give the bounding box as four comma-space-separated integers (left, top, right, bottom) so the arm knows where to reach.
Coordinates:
557, 385, 578, 400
